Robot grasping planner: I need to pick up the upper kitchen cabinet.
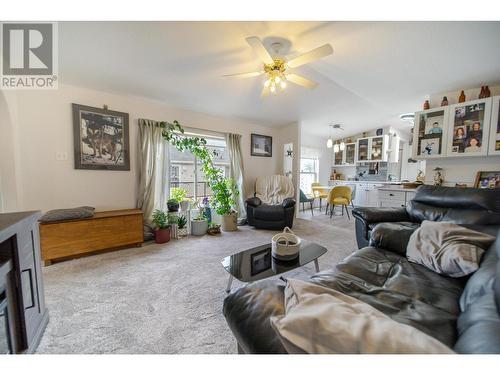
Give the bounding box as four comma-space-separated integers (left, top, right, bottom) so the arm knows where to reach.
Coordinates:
413, 106, 449, 159
333, 142, 356, 166
488, 95, 500, 156
356, 135, 389, 163
446, 97, 492, 157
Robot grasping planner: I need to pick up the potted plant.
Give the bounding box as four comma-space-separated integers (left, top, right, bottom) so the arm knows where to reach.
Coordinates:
152, 209, 171, 244
191, 213, 208, 236
207, 223, 221, 236
177, 214, 188, 237
161, 120, 240, 233
171, 187, 190, 211
167, 198, 179, 212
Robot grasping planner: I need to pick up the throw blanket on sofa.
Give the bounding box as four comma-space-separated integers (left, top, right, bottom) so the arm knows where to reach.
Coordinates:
255, 175, 295, 205
270, 279, 454, 354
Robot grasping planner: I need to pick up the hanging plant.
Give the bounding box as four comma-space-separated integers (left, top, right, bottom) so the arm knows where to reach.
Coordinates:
160, 121, 238, 216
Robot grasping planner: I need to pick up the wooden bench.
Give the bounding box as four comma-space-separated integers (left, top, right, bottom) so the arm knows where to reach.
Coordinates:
39, 209, 143, 265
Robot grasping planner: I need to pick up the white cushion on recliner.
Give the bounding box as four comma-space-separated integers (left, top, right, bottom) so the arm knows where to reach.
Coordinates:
255, 175, 294, 205
270, 279, 454, 354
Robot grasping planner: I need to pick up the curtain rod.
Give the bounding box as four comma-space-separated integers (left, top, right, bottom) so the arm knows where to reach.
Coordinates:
138, 118, 241, 139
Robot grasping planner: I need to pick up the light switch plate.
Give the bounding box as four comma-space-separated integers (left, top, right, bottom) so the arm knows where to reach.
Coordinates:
55, 152, 68, 161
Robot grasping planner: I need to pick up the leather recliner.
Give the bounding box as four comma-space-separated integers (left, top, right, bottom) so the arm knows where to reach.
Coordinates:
246, 175, 296, 230
352, 185, 500, 249
223, 186, 500, 354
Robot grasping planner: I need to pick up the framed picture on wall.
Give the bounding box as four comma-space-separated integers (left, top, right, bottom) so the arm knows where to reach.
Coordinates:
412, 107, 449, 159
474, 171, 500, 189
251, 133, 272, 157
488, 95, 500, 155
72, 103, 130, 170
446, 98, 492, 157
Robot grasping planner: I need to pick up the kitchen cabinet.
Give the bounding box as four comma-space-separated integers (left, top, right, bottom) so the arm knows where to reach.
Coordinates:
332, 142, 356, 166
352, 183, 383, 207
356, 135, 389, 163
378, 188, 416, 208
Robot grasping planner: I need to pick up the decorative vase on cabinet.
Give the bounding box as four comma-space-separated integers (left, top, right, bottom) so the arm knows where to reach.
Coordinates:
445, 97, 492, 157
412, 106, 449, 159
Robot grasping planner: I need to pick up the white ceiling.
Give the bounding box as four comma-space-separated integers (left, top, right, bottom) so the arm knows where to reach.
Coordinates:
59, 21, 500, 138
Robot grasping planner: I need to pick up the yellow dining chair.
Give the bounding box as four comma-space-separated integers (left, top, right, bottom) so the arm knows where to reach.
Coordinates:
311, 182, 329, 212
326, 186, 352, 219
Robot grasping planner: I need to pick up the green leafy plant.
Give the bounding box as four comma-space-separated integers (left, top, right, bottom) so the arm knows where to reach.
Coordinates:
177, 215, 187, 229
167, 198, 179, 205
161, 121, 238, 215
193, 213, 207, 221
152, 209, 170, 229
170, 187, 188, 203
167, 214, 178, 225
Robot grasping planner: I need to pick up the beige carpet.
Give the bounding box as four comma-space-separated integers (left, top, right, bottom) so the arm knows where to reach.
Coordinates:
36, 211, 356, 354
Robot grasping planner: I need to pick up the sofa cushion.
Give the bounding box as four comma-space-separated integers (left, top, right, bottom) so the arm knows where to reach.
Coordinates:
406, 221, 495, 278
39, 206, 95, 223
369, 222, 420, 255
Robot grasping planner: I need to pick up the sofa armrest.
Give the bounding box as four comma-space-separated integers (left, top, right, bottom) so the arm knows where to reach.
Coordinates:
369, 222, 418, 256
352, 207, 410, 224
246, 197, 262, 207
223, 280, 287, 354
282, 198, 296, 209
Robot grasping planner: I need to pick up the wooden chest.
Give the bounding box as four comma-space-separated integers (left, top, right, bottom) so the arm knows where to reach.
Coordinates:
39, 209, 143, 265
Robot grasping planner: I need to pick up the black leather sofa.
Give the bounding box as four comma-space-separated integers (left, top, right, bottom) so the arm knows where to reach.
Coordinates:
352, 185, 500, 249
223, 186, 500, 354
246, 197, 295, 230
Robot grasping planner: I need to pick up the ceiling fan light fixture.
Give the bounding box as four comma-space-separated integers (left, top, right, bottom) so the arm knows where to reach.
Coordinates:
280, 81, 286, 89
264, 79, 270, 88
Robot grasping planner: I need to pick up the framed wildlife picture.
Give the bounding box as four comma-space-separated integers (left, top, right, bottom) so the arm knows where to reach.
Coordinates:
251, 133, 272, 157
72, 104, 130, 170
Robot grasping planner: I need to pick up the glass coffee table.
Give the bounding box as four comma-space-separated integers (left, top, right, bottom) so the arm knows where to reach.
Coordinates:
221, 240, 327, 293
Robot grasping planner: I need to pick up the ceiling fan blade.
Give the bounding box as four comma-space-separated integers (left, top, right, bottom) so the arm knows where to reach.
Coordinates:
287, 44, 333, 68
286, 73, 318, 89
222, 71, 263, 79
246, 36, 275, 65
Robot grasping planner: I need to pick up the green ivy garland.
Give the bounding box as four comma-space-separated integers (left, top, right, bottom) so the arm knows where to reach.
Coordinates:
160, 120, 238, 215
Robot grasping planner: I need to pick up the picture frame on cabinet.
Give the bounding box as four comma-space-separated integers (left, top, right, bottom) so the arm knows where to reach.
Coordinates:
474, 171, 500, 189
413, 106, 449, 159
446, 97, 492, 157
488, 96, 500, 155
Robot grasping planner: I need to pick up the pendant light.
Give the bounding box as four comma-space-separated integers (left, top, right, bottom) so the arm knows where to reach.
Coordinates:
326, 124, 333, 148
333, 142, 340, 153
339, 139, 345, 151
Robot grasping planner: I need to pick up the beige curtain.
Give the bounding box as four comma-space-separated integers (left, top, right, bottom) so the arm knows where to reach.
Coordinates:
226, 133, 246, 223
137, 119, 169, 221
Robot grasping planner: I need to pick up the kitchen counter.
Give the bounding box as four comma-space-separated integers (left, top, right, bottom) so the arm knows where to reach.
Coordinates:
329, 180, 401, 185
377, 185, 417, 192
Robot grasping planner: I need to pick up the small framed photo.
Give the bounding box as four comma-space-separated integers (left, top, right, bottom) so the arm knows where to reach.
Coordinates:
474, 171, 500, 189
251, 133, 272, 157
72, 104, 130, 170
250, 248, 271, 276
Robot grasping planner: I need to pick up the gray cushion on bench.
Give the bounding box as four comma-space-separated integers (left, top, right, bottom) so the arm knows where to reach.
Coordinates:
40, 206, 95, 223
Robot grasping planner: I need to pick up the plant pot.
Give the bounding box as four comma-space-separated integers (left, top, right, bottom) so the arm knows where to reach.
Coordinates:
191, 219, 208, 236
154, 227, 171, 244
221, 211, 238, 232
207, 224, 221, 236
180, 200, 190, 212
167, 201, 179, 212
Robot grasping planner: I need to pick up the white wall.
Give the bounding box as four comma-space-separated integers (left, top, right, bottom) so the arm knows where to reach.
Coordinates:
300, 132, 331, 185
2, 84, 283, 213
277, 122, 301, 214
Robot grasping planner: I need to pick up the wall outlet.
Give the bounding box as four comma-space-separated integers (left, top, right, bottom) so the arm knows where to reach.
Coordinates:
55, 152, 68, 161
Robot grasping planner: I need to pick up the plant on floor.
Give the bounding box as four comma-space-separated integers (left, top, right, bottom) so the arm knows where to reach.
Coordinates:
161, 121, 238, 217
152, 209, 170, 229
152, 209, 171, 244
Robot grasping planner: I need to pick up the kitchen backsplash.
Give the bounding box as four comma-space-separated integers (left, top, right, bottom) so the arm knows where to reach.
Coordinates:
355, 162, 388, 181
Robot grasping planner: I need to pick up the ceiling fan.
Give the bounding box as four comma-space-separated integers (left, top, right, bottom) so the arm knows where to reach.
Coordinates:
223, 36, 333, 97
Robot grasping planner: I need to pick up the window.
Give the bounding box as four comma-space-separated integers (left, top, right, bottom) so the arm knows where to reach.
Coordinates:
299, 158, 319, 195
169, 133, 229, 203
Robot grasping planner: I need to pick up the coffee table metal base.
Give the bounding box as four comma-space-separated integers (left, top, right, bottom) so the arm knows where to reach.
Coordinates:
225, 258, 321, 293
